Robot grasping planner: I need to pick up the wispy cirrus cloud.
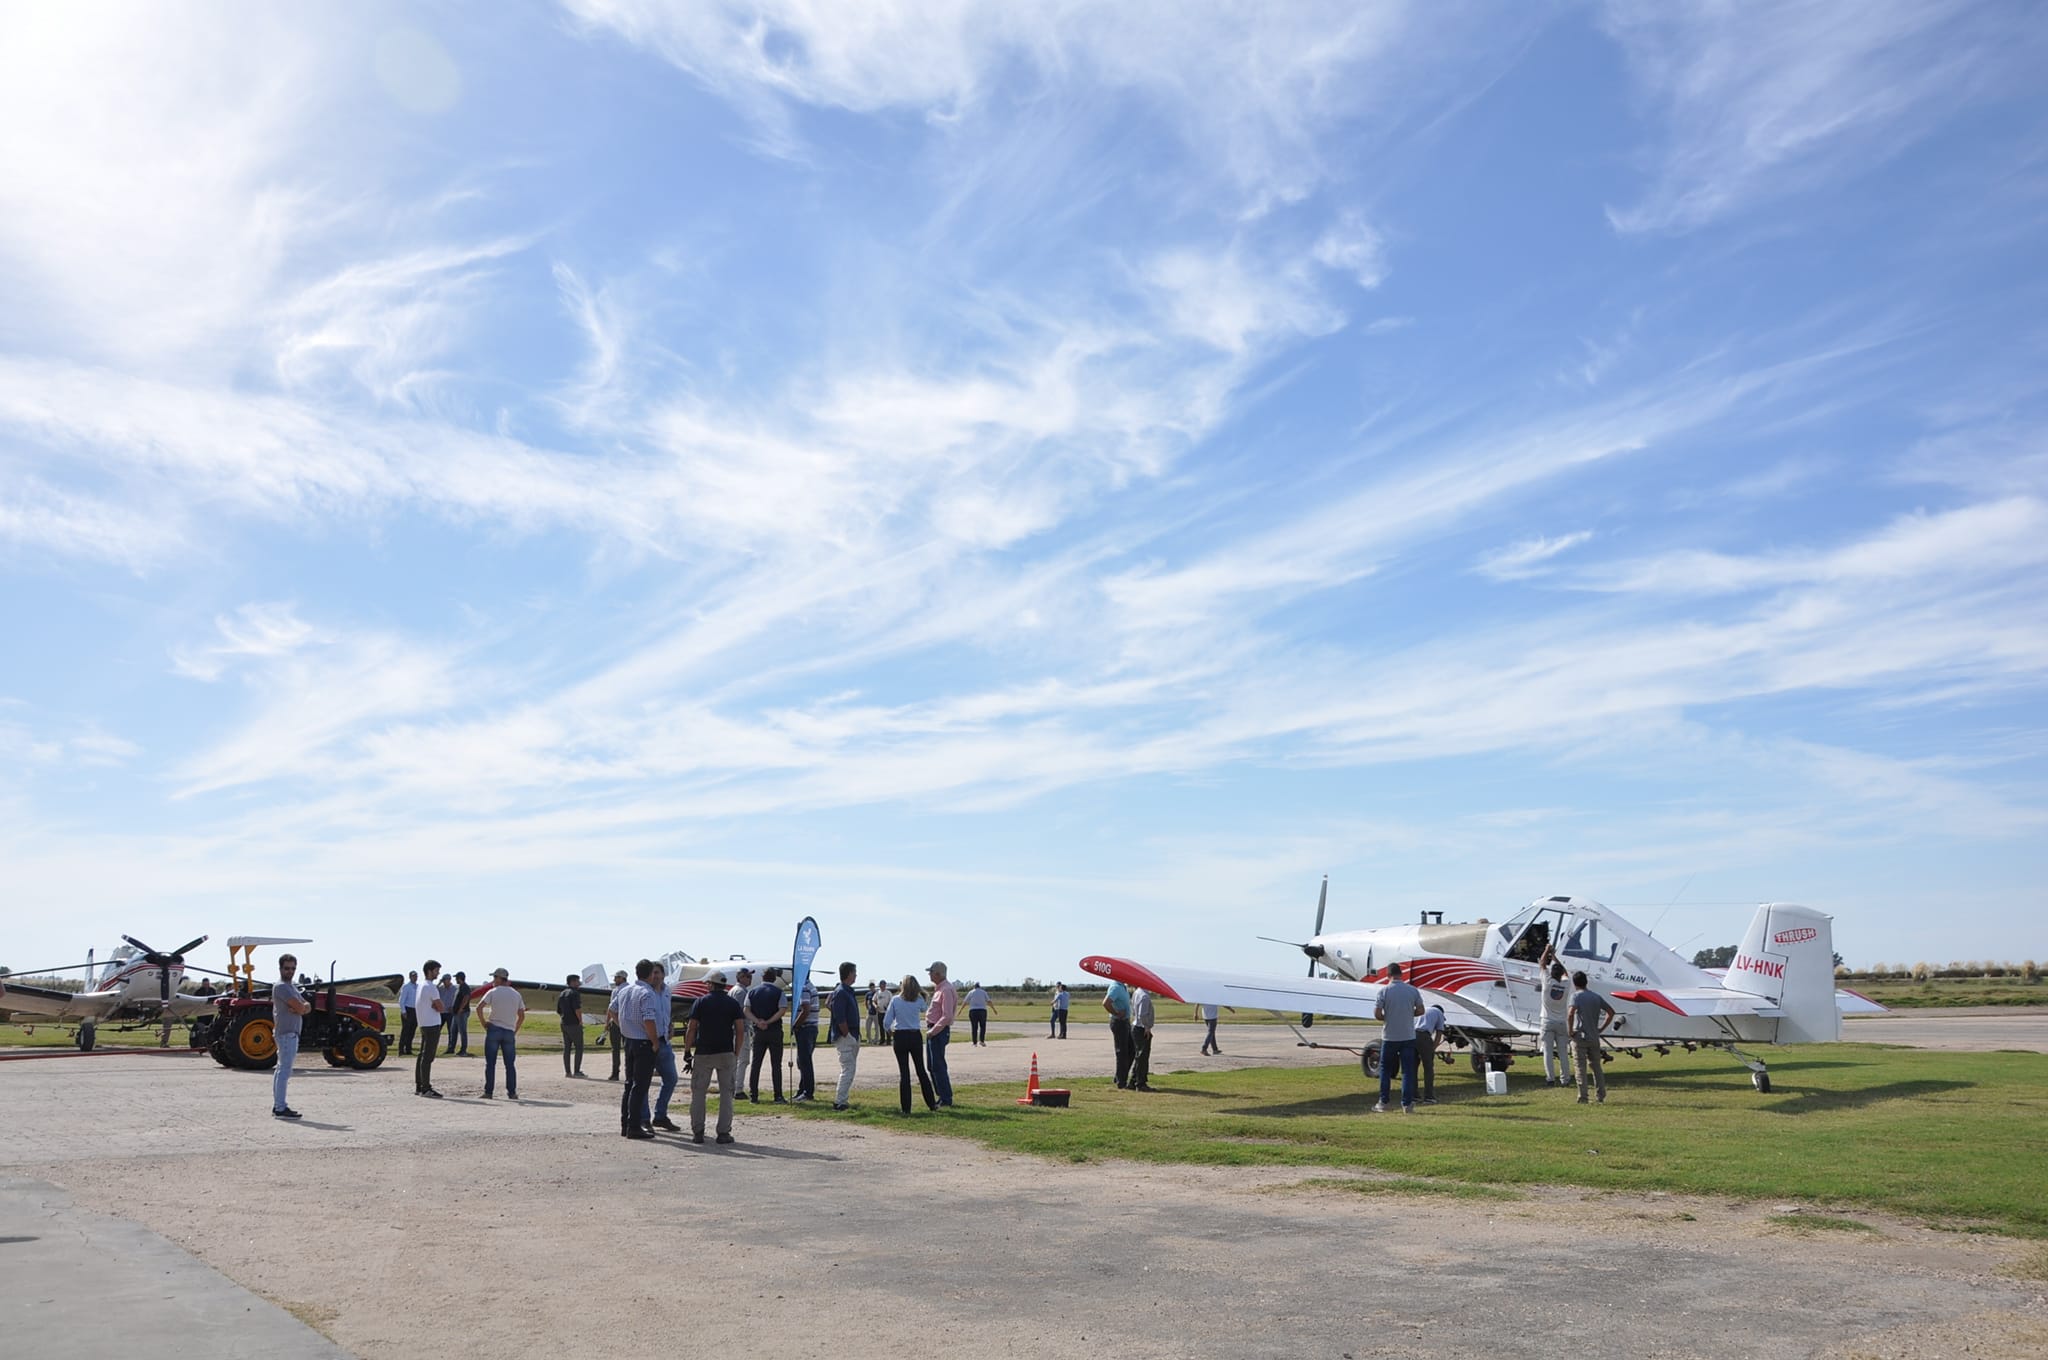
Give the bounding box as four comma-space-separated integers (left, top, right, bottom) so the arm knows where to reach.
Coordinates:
1601, 0, 2037, 233
1475, 531, 1594, 581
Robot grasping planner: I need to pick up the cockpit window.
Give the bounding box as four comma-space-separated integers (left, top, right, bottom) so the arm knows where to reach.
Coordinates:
1562, 920, 1616, 962
1504, 910, 1568, 964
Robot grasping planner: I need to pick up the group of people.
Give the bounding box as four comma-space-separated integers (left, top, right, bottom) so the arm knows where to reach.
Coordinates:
395, 968, 486, 1058
403, 960, 528, 1101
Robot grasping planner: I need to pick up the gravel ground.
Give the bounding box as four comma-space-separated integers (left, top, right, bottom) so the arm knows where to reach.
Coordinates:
4, 1031, 2045, 1360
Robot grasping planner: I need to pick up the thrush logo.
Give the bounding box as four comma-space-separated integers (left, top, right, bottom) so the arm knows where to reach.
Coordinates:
1772, 927, 1819, 945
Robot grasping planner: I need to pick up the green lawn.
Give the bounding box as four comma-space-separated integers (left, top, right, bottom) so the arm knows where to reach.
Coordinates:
785, 1042, 2048, 1237
1842, 977, 2045, 1008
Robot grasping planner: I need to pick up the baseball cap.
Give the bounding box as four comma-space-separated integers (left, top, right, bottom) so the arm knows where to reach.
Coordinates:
927, 961, 946, 972
703, 969, 729, 986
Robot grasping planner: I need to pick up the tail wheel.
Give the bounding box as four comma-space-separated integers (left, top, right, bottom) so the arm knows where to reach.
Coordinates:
232, 1015, 277, 1068
347, 1031, 388, 1070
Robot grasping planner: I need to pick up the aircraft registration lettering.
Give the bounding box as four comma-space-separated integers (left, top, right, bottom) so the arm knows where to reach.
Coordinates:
1734, 953, 1785, 979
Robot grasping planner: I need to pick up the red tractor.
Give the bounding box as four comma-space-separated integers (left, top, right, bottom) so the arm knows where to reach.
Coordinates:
193, 977, 392, 1071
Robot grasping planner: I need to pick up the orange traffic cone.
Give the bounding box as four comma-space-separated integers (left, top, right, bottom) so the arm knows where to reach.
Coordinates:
1016, 1052, 1041, 1104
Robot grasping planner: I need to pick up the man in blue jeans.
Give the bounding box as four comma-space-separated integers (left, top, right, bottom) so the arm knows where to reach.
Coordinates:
270, 952, 310, 1119
478, 968, 526, 1100
646, 962, 681, 1131
924, 961, 956, 1107
1373, 961, 1425, 1114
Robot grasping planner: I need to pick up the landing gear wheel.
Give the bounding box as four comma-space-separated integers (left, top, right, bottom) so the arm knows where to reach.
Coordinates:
77, 1022, 97, 1053
228, 1015, 277, 1070
1361, 1041, 1383, 1080
1751, 1070, 1771, 1093
346, 1031, 387, 1070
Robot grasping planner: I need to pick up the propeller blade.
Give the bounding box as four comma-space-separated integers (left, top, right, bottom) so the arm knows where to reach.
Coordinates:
1253, 935, 1306, 948
121, 934, 158, 959
1304, 876, 1329, 1021
1313, 875, 1328, 937
4, 961, 99, 977
168, 935, 209, 960
160, 965, 172, 1003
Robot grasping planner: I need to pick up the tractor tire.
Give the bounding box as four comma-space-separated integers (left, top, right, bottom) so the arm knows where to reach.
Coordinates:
1360, 1041, 1383, 1081
77, 1022, 97, 1052
323, 1047, 349, 1067
344, 1030, 388, 1071
227, 1014, 278, 1070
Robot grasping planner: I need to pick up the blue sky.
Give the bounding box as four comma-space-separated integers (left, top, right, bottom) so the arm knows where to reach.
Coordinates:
3, 2, 2044, 986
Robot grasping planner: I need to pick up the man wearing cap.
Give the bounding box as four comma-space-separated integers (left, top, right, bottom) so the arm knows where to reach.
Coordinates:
603, 969, 628, 1081
617, 959, 656, 1140
479, 968, 525, 1100
1102, 977, 1134, 1088
924, 961, 957, 1108
730, 966, 756, 1100
684, 968, 746, 1145
828, 960, 861, 1110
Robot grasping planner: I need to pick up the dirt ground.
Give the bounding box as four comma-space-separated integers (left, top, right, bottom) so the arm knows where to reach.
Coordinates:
5, 1023, 2045, 1359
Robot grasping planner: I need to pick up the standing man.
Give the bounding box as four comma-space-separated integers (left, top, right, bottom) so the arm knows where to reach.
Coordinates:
791, 975, 819, 1103
270, 951, 310, 1119
747, 967, 788, 1103
1129, 986, 1156, 1091
446, 971, 473, 1056
617, 960, 655, 1139
646, 962, 681, 1132
684, 969, 745, 1145
1372, 961, 1425, 1114
964, 982, 996, 1046
730, 967, 755, 1099
436, 970, 458, 1055
1569, 971, 1617, 1105
479, 968, 525, 1100
924, 961, 957, 1108
414, 959, 446, 1098
604, 969, 628, 1081
828, 961, 861, 1111
1199, 1001, 1227, 1055
1102, 977, 1134, 1088
397, 970, 419, 1056
866, 979, 886, 1044
1538, 959, 1575, 1087
1417, 1003, 1446, 1106
1050, 982, 1069, 1040
555, 974, 584, 1077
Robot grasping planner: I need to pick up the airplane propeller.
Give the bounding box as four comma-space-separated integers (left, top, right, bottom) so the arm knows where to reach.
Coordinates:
121, 934, 209, 1003
1302, 876, 1328, 1027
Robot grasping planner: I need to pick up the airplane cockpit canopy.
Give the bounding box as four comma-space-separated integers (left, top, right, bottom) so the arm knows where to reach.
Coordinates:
1498, 898, 1579, 964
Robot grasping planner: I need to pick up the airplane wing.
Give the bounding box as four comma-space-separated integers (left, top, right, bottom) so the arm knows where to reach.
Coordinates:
1077, 956, 1507, 1033
0, 980, 103, 1021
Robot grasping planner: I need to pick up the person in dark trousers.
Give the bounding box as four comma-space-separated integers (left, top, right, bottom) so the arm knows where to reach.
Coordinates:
603, 969, 627, 1080
684, 969, 745, 1144
791, 978, 818, 1102
445, 971, 473, 1055
1103, 979, 1134, 1088
1416, 1002, 1445, 1105
1129, 987, 1156, 1090
748, 967, 788, 1103
618, 959, 656, 1140
556, 974, 584, 1076
885, 976, 938, 1114
397, 970, 419, 1055
1049, 983, 1069, 1039
1373, 961, 1425, 1113
964, 983, 994, 1045
414, 959, 446, 1097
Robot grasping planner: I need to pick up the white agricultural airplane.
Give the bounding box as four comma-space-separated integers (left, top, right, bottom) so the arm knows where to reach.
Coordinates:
0, 934, 255, 1050
1082, 885, 1883, 1092
571, 952, 818, 1026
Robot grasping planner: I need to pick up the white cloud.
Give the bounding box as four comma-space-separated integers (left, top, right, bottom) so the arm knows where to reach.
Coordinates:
1475, 531, 1593, 581
172, 603, 321, 682
0, 476, 182, 569
1601, 0, 2035, 233
1311, 212, 1388, 289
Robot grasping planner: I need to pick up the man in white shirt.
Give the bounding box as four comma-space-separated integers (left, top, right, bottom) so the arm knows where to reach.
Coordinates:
397, 971, 419, 1055
1537, 957, 1575, 1087
478, 968, 526, 1100
414, 959, 447, 1098
730, 967, 755, 1100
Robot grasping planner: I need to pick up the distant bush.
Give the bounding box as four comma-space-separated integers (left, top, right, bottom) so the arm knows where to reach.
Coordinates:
1912, 962, 1931, 983
1834, 965, 1849, 978
2026, 961, 2040, 984
1868, 962, 1888, 978
1986, 962, 2008, 978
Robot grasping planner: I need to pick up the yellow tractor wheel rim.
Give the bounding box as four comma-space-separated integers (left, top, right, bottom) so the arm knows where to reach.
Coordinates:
351, 1034, 381, 1065
237, 1017, 276, 1062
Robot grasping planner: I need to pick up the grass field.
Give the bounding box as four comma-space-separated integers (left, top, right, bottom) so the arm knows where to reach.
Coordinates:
789, 1042, 2048, 1237
1841, 977, 2045, 1008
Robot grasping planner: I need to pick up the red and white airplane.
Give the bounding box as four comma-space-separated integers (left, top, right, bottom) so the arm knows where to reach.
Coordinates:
1082, 884, 1883, 1092
0, 935, 223, 1050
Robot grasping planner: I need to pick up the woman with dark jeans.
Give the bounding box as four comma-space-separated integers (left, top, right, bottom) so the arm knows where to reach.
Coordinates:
885, 977, 937, 1113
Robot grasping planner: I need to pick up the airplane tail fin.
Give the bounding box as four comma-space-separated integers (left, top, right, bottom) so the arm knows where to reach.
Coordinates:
1724, 904, 1839, 1043
580, 963, 610, 991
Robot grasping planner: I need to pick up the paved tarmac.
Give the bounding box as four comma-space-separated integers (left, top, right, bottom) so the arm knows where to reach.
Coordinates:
1843, 1007, 2048, 1052
0, 1175, 348, 1358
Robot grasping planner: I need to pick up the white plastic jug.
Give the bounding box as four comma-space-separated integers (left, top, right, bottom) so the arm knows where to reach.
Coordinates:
1484, 1069, 1508, 1096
